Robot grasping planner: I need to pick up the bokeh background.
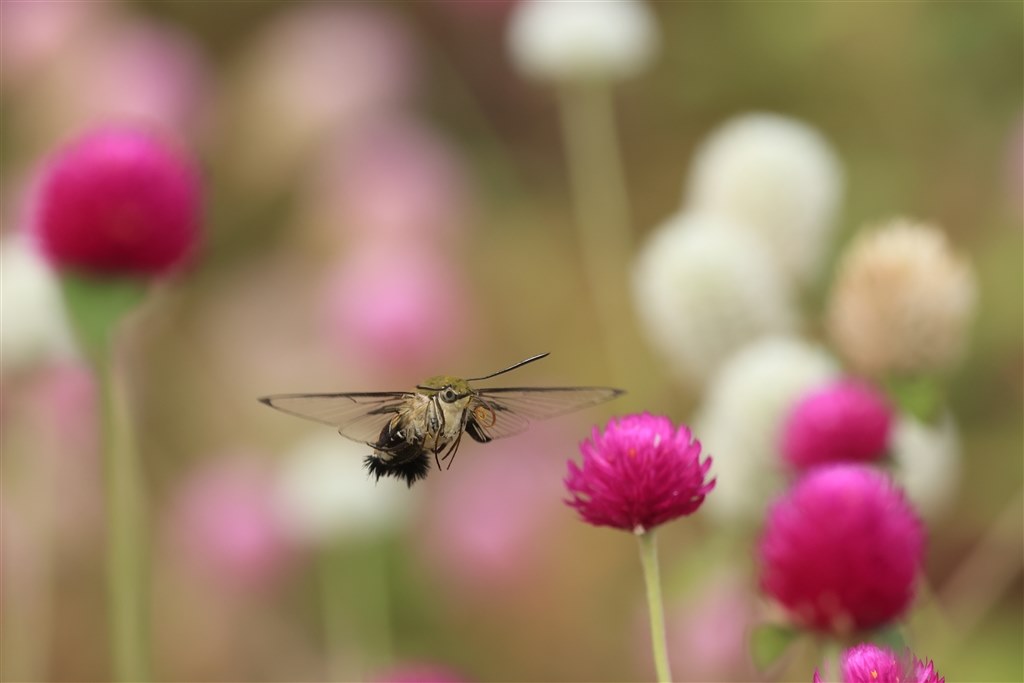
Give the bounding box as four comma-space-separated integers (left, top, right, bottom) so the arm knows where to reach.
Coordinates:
2, 1, 1021, 681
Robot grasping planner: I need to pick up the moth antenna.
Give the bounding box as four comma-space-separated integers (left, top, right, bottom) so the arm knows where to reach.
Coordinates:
467, 352, 550, 382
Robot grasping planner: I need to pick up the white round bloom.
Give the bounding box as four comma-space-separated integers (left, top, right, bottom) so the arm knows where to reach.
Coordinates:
273, 432, 412, 544
1, 235, 77, 372
632, 211, 800, 387
827, 218, 977, 376
507, 0, 658, 82
890, 413, 960, 520
686, 113, 843, 285
693, 336, 840, 523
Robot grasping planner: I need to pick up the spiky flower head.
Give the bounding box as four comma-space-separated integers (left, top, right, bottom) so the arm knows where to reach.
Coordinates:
813, 642, 944, 683
758, 464, 925, 633
685, 113, 843, 285
565, 413, 714, 534
632, 212, 799, 387
827, 218, 977, 377
781, 379, 893, 470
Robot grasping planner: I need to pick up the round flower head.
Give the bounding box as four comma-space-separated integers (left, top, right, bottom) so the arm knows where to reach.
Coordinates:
632, 212, 799, 387
507, 0, 658, 82
827, 219, 977, 376
813, 643, 944, 683
32, 127, 203, 276
686, 113, 843, 285
565, 413, 714, 533
782, 379, 893, 470
695, 336, 839, 523
758, 464, 925, 633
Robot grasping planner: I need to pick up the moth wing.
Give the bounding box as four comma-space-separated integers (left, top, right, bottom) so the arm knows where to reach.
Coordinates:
258, 392, 411, 445
469, 387, 624, 441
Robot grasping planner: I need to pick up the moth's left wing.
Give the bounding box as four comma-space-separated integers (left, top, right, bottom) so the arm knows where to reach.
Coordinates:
468, 387, 624, 441
258, 392, 411, 445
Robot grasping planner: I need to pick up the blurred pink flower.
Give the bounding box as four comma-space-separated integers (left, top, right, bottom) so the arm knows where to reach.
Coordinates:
224, 4, 417, 192
168, 457, 296, 591
758, 465, 924, 633
32, 127, 203, 276
0, 0, 105, 88
813, 643, 944, 683
311, 118, 470, 246
14, 14, 209, 142
781, 379, 893, 470
322, 245, 472, 380
666, 573, 754, 680
371, 662, 468, 683
565, 414, 714, 533
415, 427, 568, 592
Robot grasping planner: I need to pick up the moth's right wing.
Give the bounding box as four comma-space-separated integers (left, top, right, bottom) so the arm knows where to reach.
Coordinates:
258, 392, 412, 445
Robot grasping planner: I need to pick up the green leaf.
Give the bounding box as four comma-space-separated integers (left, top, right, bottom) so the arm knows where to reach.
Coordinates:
60, 273, 148, 364
750, 623, 799, 672
885, 375, 945, 422
870, 623, 907, 652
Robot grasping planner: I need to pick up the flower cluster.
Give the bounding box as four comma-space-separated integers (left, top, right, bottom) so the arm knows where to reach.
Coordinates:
758, 464, 924, 633
565, 413, 714, 534
813, 643, 944, 683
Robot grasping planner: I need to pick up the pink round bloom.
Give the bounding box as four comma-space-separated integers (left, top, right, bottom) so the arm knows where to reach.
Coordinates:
32, 127, 202, 276
813, 643, 944, 683
565, 413, 715, 533
371, 663, 467, 683
782, 379, 893, 469
759, 465, 924, 633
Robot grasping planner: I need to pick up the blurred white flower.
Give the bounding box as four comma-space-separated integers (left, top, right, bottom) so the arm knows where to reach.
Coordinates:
890, 412, 960, 520
632, 212, 800, 387
694, 336, 840, 523
507, 0, 658, 82
1, 235, 78, 372
827, 218, 978, 376
685, 113, 843, 285
274, 432, 412, 544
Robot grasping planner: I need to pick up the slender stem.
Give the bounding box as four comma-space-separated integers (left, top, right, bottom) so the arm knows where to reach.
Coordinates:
99, 355, 150, 681
557, 81, 636, 384
637, 530, 673, 683
319, 543, 350, 682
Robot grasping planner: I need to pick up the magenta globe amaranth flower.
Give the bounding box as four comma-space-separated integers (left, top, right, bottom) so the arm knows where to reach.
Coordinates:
33, 127, 202, 276
813, 643, 944, 683
782, 379, 893, 470
759, 464, 924, 633
565, 413, 714, 533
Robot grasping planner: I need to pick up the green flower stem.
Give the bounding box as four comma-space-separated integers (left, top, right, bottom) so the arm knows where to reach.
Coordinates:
319, 543, 350, 682
558, 80, 636, 384
320, 540, 394, 681
637, 530, 673, 683
98, 354, 150, 682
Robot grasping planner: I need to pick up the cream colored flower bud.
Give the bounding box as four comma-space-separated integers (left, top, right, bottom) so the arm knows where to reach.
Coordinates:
827, 219, 977, 376
507, 0, 658, 82
891, 412, 960, 520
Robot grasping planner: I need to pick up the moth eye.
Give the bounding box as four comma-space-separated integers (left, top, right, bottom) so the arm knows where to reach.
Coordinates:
440, 387, 458, 403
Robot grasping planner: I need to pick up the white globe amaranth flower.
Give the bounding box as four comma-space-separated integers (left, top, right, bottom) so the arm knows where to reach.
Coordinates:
632, 211, 800, 387
693, 336, 840, 523
1, 235, 78, 372
273, 432, 412, 544
685, 113, 844, 285
507, 0, 659, 82
890, 412, 960, 520
827, 218, 978, 377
